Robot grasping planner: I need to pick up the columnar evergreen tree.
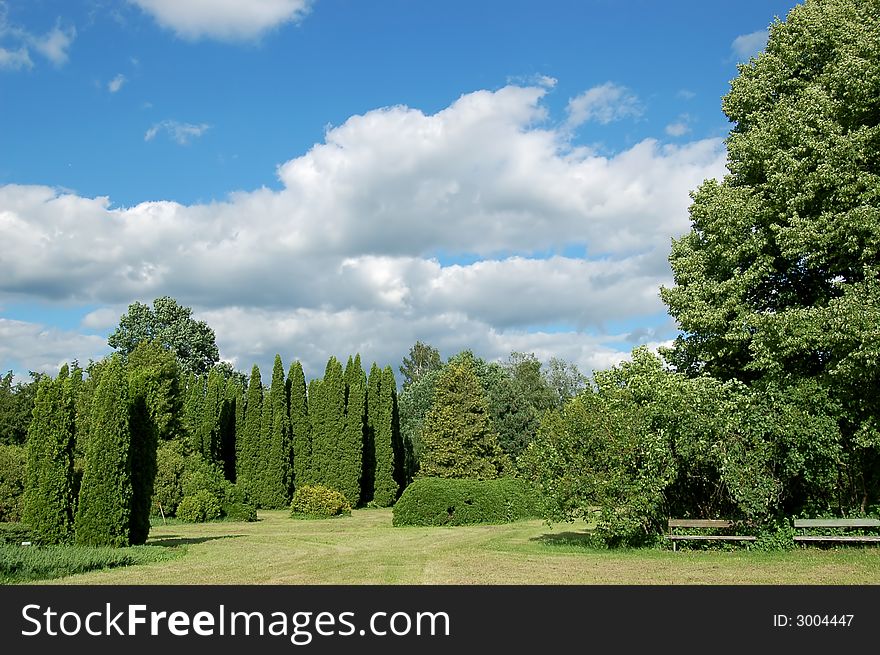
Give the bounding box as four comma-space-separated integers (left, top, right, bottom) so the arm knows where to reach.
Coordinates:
420, 359, 510, 480
23, 368, 76, 544
363, 363, 382, 503
373, 365, 400, 506
75, 356, 133, 547
261, 355, 291, 508
183, 372, 204, 450
127, 371, 158, 545
340, 355, 365, 505
288, 360, 310, 487
197, 367, 224, 462
238, 365, 263, 494
126, 341, 184, 443
220, 377, 242, 481
307, 378, 324, 483
313, 358, 345, 494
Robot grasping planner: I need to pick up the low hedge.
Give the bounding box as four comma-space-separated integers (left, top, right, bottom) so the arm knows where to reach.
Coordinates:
290, 485, 351, 518
392, 477, 541, 527
176, 490, 223, 523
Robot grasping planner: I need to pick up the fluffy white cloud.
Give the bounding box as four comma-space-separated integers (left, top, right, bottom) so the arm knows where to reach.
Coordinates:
0, 318, 107, 375
145, 120, 210, 144
130, 0, 312, 41
565, 82, 642, 128
108, 74, 126, 93
731, 29, 768, 61
0, 83, 726, 378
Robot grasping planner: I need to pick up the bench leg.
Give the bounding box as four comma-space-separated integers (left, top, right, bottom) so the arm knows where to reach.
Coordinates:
672, 541, 676, 552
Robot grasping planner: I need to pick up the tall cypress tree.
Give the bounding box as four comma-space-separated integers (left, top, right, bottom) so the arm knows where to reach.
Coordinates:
220, 377, 242, 481
340, 355, 365, 505
127, 371, 158, 546
198, 367, 223, 462
363, 363, 382, 504
373, 365, 400, 506
23, 368, 76, 544
75, 355, 133, 547
183, 371, 204, 450
238, 365, 263, 497
307, 377, 324, 484
261, 355, 291, 508
288, 360, 310, 488
318, 357, 345, 494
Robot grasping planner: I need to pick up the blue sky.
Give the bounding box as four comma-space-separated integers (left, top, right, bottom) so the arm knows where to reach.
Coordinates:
0, 0, 801, 380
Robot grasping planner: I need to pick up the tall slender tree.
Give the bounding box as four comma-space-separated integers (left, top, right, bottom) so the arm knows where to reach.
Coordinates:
373, 366, 400, 506
75, 356, 133, 546
312, 357, 345, 493
340, 355, 365, 505
23, 368, 76, 544
288, 360, 310, 488
307, 378, 324, 484
260, 355, 291, 508
127, 370, 158, 545
238, 365, 263, 496
363, 363, 382, 503
197, 367, 224, 462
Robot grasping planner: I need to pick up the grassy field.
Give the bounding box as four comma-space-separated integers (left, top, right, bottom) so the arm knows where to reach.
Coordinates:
26, 508, 880, 585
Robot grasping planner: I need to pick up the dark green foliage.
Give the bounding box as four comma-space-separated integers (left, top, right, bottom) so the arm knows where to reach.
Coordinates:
399, 341, 442, 389
372, 366, 399, 506
311, 358, 345, 492
340, 355, 365, 505
290, 484, 351, 518
176, 490, 222, 522
151, 440, 186, 517
126, 341, 184, 443
75, 356, 133, 547
182, 372, 204, 448
0, 522, 31, 544
0, 371, 41, 446
222, 500, 257, 522
307, 378, 323, 484
259, 355, 291, 508
108, 296, 219, 375
126, 374, 159, 546
0, 444, 26, 522
362, 363, 381, 503
237, 365, 263, 496
392, 477, 540, 526
0, 543, 177, 584
23, 372, 76, 545
420, 359, 510, 480
220, 377, 242, 481
196, 367, 224, 462
397, 367, 441, 481
288, 361, 310, 488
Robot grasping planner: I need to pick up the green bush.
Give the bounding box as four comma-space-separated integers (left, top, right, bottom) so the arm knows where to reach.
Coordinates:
0, 522, 32, 545
0, 444, 26, 522
151, 441, 186, 517
223, 502, 257, 522
290, 485, 351, 518
392, 477, 540, 526
176, 490, 222, 522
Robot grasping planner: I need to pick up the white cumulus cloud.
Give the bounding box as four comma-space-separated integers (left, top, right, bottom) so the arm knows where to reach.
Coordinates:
130, 0, 313, 41
0, 83, 726, 379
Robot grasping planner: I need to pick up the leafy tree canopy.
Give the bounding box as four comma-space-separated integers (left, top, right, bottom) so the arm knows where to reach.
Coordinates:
108, 296, 219, 375
399, 340, 442, 389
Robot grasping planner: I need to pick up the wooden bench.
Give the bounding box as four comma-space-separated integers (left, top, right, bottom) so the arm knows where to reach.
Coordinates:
667, 519, 756, 551
793, 518, 880, 545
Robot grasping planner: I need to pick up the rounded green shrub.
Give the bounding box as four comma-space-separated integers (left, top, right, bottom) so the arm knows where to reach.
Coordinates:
290, 485, 351, 518
176, 490, 222, 522
392, 477, 540, 526
223, 502, 258, 522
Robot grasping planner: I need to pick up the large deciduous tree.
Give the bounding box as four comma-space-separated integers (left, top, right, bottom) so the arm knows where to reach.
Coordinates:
661, 0, 880, 511
399, 341, 442, 389
108, 296, 219, 375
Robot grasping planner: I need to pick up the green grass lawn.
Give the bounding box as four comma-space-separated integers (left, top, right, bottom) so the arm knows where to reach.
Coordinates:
19, 508, 880, 584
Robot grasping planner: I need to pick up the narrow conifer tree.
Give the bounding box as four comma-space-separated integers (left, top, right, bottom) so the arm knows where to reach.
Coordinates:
373, 366, 400, 506
220, 377, 242, 481
261, 355, 291, 508
127, 371, 158, 545
75, 356, 133, 546
363, 363, 382, 504
198, 367, 223, 462
288, 360, 310, 488
317, 357, 345, 494
183, 372, 204, 449
340, 355, 365, 505
238, 365, 263, 498
307, 377, 324, 484
23, 368, 76, 544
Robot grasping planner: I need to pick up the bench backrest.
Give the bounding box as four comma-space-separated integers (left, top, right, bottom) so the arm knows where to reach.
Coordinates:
794, 518, 880, 529
668, 519, 734, 529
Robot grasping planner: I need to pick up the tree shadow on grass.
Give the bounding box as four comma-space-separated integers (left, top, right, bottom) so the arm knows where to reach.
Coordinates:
530, 531, 595, 548
148, 535, 244, 547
